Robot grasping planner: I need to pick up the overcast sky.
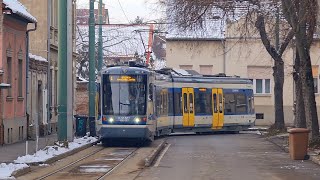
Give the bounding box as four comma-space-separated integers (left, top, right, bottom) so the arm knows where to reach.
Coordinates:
77, 0, 163, 24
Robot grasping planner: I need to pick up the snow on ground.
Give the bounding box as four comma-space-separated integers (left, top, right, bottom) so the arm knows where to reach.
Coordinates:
14, 136, 97, 164
0, 163, 28, 179
0, 136, 97, 179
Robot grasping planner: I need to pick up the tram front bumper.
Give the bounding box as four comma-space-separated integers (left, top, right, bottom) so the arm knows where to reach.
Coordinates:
99, 125, 152, 139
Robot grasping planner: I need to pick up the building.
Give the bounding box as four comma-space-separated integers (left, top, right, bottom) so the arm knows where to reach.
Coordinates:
19, 0, 77, 136
76, 6, 109, 25
28, 53, 48, 138
166, 10, 320, 126
0, 0, 37, 144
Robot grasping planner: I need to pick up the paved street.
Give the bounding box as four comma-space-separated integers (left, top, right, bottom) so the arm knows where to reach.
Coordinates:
136, 132, 320, 180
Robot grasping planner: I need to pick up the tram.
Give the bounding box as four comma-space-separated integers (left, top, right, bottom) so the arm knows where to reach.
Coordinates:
95, 62, 255, 144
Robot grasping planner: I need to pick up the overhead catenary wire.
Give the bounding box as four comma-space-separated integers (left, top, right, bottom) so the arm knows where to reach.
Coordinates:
117, 0, 130, 23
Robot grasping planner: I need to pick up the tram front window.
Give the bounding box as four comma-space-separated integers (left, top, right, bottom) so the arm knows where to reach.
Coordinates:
103, 74, 147, 116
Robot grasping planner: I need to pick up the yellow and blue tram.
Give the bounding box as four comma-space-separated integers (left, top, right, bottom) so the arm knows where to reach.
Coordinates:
95, 63, 255, 143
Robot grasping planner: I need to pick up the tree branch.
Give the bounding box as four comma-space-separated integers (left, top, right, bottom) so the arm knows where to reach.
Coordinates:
255, 14, 279, 61
279, 29, 294, 56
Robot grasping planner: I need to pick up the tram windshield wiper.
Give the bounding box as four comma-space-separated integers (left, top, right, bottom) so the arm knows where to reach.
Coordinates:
119, 102, 130, 106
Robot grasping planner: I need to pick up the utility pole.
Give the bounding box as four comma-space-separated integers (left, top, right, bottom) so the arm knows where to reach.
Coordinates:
98, 0, 103, 71
66, 0, 74, 141
89, 0, 96, 136
58, 0, 67, 141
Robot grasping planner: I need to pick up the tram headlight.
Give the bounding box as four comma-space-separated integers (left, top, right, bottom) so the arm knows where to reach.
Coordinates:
134, 117, 141, 123
108, 117, 114, 123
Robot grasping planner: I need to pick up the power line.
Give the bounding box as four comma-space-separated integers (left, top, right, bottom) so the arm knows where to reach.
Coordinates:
117, 0, 130, 23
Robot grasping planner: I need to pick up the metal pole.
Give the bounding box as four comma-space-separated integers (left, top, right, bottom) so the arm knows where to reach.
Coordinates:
98, 0, 103, 71
47, 0, 52, 134
58, 0, 67, 141
89, 0, 96, 135
67, 0, 74, 141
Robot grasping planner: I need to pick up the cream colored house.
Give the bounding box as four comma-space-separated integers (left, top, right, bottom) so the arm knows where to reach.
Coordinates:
166, 17, 320, 126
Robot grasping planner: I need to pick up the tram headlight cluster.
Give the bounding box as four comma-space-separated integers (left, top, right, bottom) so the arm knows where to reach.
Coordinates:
134, 117, 141, 124
108, 117, 114, 123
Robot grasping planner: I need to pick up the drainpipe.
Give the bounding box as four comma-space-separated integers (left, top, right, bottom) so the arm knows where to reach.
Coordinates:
221, 39, 226, 74
26, 23, 37, 141
47, 0, 52, 134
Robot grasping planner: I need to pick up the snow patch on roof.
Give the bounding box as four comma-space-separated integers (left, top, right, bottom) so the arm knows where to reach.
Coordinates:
3, 0, 37, 23
77, 76, 89, 83
172, 68, 191, 76
29, 53, 47, 62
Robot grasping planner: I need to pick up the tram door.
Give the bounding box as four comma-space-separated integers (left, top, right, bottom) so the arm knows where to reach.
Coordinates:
182, 88, 195, 127
212, 88, 224, 129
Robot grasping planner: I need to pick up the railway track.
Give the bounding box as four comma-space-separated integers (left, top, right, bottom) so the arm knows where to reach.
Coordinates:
36, 146, 138, 180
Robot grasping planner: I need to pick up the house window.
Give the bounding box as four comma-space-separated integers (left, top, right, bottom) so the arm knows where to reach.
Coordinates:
253, 79, 271, 94
7, 57, 12, 97
18, 59, 23, 97
179, 65, 193, 70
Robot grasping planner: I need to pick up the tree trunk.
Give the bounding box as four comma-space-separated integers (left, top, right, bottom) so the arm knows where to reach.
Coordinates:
296, 39, 319, 140
293, 48, 306, 128
273, 59, 285, 130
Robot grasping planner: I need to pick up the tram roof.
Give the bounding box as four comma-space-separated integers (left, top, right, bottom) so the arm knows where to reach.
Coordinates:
170, 76, 252, 84
100, 65, 152, 75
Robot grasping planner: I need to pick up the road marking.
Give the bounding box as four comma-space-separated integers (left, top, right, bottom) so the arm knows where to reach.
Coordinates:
154, 143, 171, 167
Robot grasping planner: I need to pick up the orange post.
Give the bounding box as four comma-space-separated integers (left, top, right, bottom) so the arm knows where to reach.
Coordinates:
146, 24, 154, 66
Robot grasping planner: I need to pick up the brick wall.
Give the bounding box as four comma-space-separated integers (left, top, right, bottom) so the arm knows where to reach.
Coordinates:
75, 82, 89, 115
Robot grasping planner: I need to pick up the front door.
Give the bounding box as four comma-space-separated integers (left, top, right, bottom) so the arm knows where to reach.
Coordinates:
182, 88, 195, 127
212, 88, 224, 129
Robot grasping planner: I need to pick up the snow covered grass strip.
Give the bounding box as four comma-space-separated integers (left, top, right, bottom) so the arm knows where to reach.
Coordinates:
0, 163, 28, 179
14, 136, 98, 164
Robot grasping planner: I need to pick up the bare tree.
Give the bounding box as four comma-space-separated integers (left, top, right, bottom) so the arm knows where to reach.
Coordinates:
282, 0, 319, 140
165, 0, 294, 130
76, 25, 150, 79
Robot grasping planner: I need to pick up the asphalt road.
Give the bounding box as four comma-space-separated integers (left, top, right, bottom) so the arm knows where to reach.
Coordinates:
136, 132, 320, 180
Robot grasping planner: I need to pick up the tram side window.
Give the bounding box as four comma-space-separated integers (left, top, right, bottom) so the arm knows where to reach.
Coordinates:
224, 94, 236, 114
155, 89, 161, 116
206, 92, 212, 114
163, 91, 168, 115
168, 92, 174, 115
236, 94, 247, 114
174, 92, 182, 115
195, 91, 208, 115
248, 96, 254, 114
183, 93, 188, 113
189, 93, 194, 113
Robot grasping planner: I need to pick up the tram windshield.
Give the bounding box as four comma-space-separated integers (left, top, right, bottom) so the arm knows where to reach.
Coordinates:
102, 74, 147, 116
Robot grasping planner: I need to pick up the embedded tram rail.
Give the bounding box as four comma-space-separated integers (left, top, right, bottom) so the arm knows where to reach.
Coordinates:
33, 146, 138, 180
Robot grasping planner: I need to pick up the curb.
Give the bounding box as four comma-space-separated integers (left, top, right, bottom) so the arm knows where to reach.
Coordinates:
13, 141, 97, 177
265, 135, 320, 166
310, 155, 320, 166
145, 139, 166, 167
11, 166, 31, 177
265, 136, 289, 153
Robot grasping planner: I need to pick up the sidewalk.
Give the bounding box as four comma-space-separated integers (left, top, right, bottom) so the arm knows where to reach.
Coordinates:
0, 134, 57, 163
266, 132, 320, 166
